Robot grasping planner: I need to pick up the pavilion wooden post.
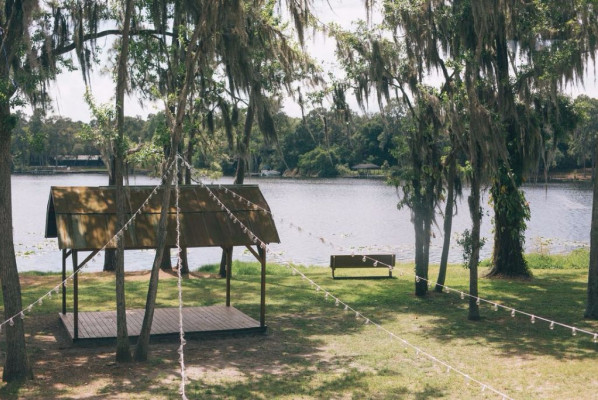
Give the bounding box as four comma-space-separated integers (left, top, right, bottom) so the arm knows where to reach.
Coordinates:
225, 247, 233, 307
258, 246, 266, 328
72, 250, 79, 340
61, 249, 68, 315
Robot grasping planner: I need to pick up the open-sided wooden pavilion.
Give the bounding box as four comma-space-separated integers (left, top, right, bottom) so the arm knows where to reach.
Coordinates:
45, 185, 280, 343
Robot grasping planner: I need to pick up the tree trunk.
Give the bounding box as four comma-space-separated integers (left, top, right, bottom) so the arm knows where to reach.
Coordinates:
219, 95, 256, 277
104, 157, 117, 272
134, 176, 173, 362
488, 167, 531, 277
134, 22, 203, 362
436, 157, 456, 292
467, 159, 481, 321
160, 248, 172, 271
585, 139, 598, 318
113, 0, 134, 362
488, 7, 531, 278
0, 102, 32, 381
413, 212, 428, 297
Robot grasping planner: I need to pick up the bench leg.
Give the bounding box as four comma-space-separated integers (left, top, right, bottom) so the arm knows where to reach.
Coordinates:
332, 268, 335, 279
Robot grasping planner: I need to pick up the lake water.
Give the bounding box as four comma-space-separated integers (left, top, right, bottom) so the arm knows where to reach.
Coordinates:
11, 174, 593, 273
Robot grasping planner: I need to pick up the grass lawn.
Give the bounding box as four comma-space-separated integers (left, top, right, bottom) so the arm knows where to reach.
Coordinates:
0, 253, 597, 399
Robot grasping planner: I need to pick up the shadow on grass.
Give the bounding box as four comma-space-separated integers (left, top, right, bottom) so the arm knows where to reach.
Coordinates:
278, 267, 598, 361
3, 265, 596, 398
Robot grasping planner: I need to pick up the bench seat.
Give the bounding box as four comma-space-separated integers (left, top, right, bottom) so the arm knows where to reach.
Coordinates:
330, 254, 395, 278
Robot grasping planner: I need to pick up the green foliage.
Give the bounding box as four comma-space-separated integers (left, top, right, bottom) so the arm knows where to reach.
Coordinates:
298, 146, 339, 177
526, 248, 589, 270
456, 229, 486, 269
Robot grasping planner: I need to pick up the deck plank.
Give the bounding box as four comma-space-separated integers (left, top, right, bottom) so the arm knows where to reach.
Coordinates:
59, 306, 262, 342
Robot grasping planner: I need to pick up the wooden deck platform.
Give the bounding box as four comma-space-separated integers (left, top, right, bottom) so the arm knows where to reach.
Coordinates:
59, 305, 265, 343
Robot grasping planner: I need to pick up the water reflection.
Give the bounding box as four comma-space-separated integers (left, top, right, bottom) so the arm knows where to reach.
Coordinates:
12, 174, 592, 272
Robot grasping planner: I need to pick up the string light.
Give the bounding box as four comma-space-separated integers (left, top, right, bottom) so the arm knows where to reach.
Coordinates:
550, 321, 555, 330
531, 315, 535, 324
511, 309, 516, 318
174, 161, 188, 399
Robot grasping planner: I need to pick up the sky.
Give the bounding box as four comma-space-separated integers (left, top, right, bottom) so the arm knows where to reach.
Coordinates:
38, 0, 598, 123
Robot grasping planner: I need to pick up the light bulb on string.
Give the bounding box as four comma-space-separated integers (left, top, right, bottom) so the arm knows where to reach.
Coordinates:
531, 315, 535, 324
362, 256, 367, 262
355, 312, 360, 319
335, 299, 340, 306
27, 305, 32, 312
324, 292, 329, 299
550, 321, 555, 330
572, 328, 577, 336
344, 305, 349, 311
444, 287, 450, 294
511, 309, 516, 317
493, 303, 498, 311
460, 292, 465, 300
416, 276, 420, 283
593, 334, 597, 343
9, 318, 14, 327
476, 298, 480, 306
373, 261, 378, 267
19, 312, 24, 319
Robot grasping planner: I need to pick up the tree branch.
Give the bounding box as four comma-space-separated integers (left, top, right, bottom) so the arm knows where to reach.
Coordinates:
52, 29, 173, 58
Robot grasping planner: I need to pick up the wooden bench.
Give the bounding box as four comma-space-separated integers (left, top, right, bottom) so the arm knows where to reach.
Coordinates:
330, 254, 395, 278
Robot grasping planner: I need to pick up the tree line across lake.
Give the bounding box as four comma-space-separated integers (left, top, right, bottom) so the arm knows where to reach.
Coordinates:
10, 94, 598, 179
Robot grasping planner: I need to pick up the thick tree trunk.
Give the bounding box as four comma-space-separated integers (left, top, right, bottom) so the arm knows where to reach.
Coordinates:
586, 139, 598, 318
113, 0, 134, 363
467, 162, 481, 321
436, 157, 456, 292
489, 7, 531, 278
488, 168, 531, 278
0, 102, 32, 381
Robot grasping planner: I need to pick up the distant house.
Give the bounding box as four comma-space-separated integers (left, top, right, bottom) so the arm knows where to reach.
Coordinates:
351, 163, 381, 177
52, 155, 104, 167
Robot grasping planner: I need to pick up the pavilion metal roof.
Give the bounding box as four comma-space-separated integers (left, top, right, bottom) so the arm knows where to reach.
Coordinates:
45, 185, 280, 251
